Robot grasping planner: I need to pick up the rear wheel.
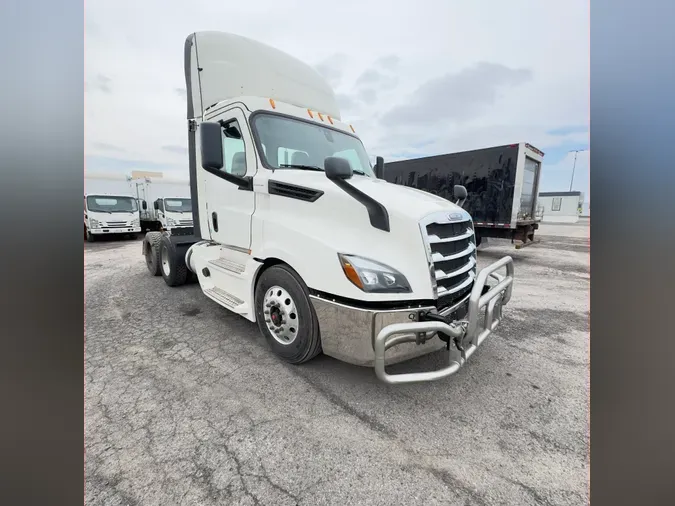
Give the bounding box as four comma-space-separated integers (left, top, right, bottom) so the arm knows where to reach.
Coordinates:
143, 232, 163, 276
159, 236, 188, 287
254, 265, 322, 364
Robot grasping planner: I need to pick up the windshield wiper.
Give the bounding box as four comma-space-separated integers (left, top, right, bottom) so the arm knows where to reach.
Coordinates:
279, 164, 324, 172
353, 169, 367, 176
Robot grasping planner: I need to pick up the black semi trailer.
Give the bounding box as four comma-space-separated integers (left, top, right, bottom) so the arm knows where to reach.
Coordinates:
384, 143, 545, 248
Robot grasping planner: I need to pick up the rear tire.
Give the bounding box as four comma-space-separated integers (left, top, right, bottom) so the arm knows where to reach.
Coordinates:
143, 232, 163, 276
254, 264, 322, 364
159, 236, 188, 287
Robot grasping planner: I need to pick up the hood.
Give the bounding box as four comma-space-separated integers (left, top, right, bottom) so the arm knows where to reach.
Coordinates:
347, 176, 468, 221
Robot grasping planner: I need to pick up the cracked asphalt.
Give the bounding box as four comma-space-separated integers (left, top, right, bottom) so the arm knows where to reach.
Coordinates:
85, 220, 590, 505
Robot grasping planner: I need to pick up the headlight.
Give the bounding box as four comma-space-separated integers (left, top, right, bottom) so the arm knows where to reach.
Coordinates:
90, 219, 100, 228
131, 218, 140, 226
338, 254, 411, 293
167, 218, 176, 226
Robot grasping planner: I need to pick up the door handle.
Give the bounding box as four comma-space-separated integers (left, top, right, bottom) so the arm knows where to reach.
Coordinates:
211, 212, 219, 232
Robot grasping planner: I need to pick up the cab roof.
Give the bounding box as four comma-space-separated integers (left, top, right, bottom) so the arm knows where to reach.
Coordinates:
184, 31, 340, 121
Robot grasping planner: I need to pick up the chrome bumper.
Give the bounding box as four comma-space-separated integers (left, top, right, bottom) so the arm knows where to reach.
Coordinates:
374, 256, 514, 384
310, 255, 515, 384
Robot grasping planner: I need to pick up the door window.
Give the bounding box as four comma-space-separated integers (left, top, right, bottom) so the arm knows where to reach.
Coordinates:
221, 120, 247, 176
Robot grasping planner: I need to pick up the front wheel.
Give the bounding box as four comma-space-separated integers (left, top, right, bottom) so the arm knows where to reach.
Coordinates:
254, 265, 322, 364
85, 228, 96, 242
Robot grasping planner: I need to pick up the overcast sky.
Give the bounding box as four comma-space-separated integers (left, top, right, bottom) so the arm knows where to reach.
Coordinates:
85, 0, 590, 200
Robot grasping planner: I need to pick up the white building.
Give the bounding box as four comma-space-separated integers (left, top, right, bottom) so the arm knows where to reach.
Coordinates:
538, 191, 584, 223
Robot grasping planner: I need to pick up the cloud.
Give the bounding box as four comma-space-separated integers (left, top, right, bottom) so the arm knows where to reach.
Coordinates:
84, 0, 588, 180
91, 142, 125, 152
356, 69, 398, 89
161, 145, 188, 155
374, 55, 400, 70
357, 88, 378, 105
335, 93, 359, 112
547, 125, 589, 136
314, 53, 349, 88
381, 62, 532, 127
85, 74, 112, 93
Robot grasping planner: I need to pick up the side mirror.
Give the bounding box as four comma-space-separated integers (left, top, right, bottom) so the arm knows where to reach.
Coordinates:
142, 200, 147, 210
374, 156, 385, 179
200, 122, 224, 170
324, 156, 353, 180
153, 201, 159, 210
453, 185, 468, 207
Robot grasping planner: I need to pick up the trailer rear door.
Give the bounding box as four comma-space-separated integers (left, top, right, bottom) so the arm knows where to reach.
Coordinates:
518, 157, 541, 220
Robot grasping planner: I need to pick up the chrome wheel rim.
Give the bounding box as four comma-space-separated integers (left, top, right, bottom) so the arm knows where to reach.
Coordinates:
161, 245, 171, 276
263, 285, 299, 345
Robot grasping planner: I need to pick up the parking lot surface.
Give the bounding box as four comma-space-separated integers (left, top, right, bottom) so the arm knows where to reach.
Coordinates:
85, 221, 590, 505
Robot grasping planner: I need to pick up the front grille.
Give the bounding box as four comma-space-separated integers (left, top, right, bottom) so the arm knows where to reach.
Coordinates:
179, 220, 193, 226
423, 217, 476, 309
105, 221, 128, 228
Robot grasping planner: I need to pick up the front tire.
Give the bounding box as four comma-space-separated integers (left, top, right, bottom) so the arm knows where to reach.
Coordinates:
86, 228, 96, 242
159, 236, 188, 287
254, 265, 322, 364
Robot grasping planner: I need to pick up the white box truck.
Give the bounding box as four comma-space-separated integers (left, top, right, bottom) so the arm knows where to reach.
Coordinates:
131, 176, 193, 232
142, 31, 516, 384
84, 173, 142, 242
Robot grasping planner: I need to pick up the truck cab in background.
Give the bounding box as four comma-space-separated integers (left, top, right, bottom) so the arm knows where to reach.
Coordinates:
153, 197, 194, 231
142, 31, 517, 384
84, 193, 141, 242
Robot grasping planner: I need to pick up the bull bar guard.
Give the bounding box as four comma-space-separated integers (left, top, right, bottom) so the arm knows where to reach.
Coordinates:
374, 256, 515, 385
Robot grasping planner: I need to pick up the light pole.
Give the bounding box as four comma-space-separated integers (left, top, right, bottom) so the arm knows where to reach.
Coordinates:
568, 149, 588, 192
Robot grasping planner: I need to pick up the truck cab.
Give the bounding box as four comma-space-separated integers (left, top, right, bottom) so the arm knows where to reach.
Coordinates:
84, 193, 141, 241
143, 31, 516, 384
153, 197, 193, 231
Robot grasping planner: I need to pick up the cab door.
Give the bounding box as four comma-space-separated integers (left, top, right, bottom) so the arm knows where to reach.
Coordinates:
202, 106, 257, 251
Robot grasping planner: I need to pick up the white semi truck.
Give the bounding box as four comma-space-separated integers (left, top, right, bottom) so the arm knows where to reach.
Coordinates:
132, 176, 193, 232
142, 31, 516, 384
84, 173, 142, 241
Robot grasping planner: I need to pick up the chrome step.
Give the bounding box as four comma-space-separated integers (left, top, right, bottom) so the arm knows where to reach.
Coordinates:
203, 287, 244, 308
208, 258, 246, 274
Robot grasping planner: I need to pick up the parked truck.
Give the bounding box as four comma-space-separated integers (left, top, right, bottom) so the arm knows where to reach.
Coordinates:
142, 31, 517, 384
384, 144, 545, 248
131, 176, 193, 232
84, 173, 141, 241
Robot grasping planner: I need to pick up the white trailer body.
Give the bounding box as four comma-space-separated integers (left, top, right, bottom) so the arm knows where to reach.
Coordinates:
84, 174, 141, 241
142, 31, 518, 385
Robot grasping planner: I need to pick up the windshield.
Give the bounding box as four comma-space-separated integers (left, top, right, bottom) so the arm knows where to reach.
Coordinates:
164, 198, 192, 213
251, 113, 375, 177
86, 196, 138, 213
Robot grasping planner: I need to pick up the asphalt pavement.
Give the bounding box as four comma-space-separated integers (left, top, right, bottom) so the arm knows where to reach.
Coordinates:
85, 222, 590, 505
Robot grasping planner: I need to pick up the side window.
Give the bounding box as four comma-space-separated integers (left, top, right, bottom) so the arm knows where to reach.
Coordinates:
334, 149, 365, 172
552, 197, 562, 212
221, 119, 247, 176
